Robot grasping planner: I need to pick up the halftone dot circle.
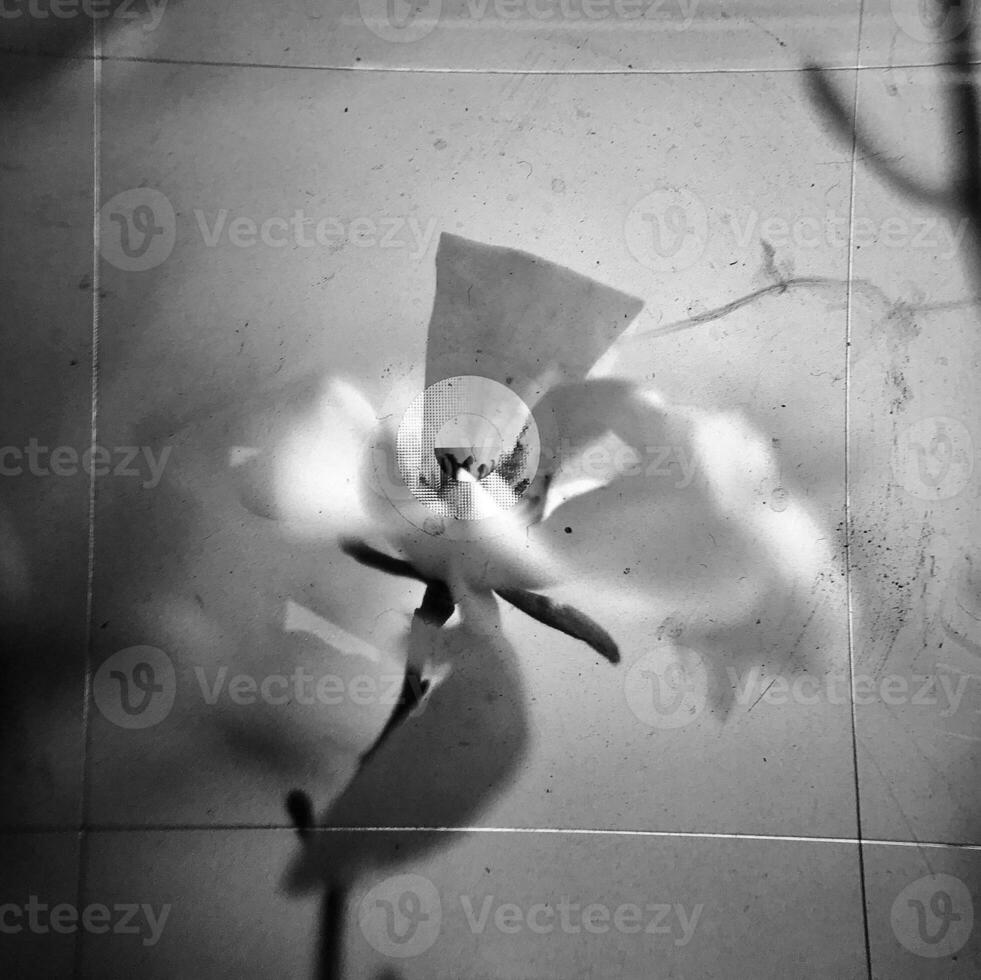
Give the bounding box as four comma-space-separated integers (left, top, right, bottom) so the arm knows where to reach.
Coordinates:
891, 0, 974, 43
92, 646, 176, 729
99, 188, 176, 272
892, 416, 974, 501
891, 873, 974, 958
624, 187, 709, 273
624, 644, 708, 730
357, 0, 443, 42
396, 376, 540, 521
358, 873, 442, 958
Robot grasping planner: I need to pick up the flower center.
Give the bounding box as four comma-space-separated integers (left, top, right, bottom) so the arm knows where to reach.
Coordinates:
395, 375, 541, 522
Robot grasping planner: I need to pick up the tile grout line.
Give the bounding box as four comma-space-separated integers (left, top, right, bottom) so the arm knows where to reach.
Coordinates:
1, 46, 979, 76
69, 56, 896, 75
79, 17, 102, 832
844, 2, 873, 977
15, 824, 981, 850
73, 16, 103, 980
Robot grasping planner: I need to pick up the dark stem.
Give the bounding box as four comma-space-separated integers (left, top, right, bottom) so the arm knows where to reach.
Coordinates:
495, 587, 620, 664
318, 885, 348, 980
359, 581, 456, 766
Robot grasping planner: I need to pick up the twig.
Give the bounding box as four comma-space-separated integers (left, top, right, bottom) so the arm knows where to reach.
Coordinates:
495, 587, 620, 663
622, 275, 981, 347
805, 1, 981, 283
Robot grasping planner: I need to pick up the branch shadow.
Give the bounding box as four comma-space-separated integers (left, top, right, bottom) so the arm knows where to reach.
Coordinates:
281, 610, 530, 979
806, 2, 981, 843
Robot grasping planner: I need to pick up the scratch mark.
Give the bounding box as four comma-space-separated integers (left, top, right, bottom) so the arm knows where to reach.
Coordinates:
749, 678, 777, 712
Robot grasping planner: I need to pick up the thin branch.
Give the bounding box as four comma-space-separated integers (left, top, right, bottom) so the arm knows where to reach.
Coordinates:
338, 538, 428, 583
806, 1, 981, 286
495, 587, 620, 664
622, 275, 981, 348
634, 276, 849, 340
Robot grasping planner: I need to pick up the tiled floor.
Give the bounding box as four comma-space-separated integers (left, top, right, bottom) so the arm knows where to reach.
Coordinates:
2, 2, 980, 977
